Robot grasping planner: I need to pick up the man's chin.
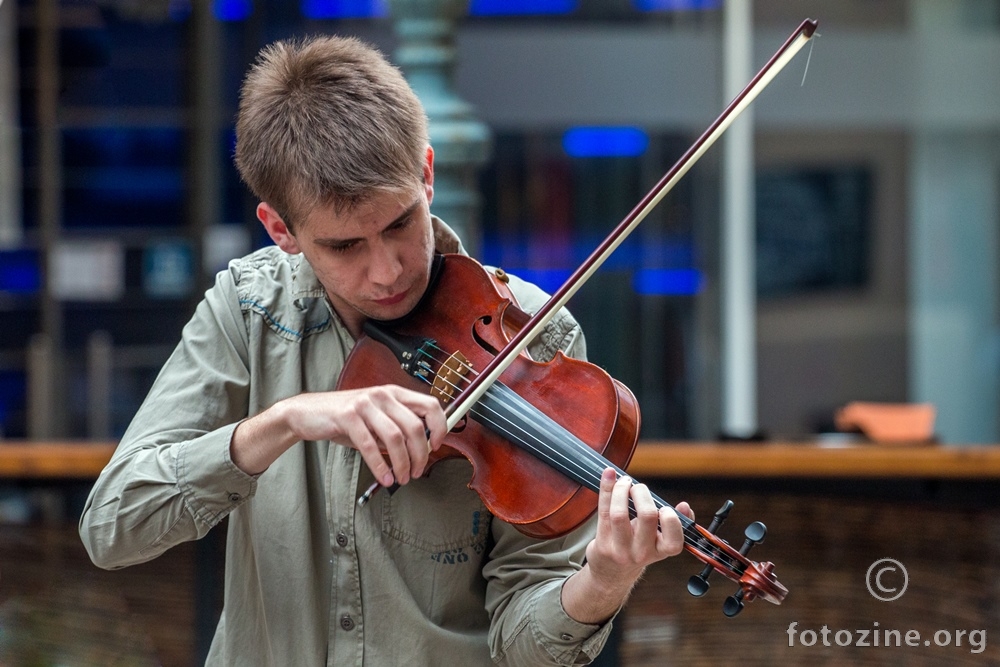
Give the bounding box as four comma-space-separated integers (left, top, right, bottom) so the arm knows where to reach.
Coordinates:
362, 296, 422, 323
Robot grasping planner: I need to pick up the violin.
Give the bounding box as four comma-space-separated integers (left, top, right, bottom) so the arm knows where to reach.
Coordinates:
336, 18, 818, 615
337, 253, 787, 615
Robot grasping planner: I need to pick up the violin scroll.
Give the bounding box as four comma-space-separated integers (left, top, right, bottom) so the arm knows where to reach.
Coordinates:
683, 500, 788, 616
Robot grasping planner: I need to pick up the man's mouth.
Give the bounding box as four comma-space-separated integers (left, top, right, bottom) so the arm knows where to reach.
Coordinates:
373, 289, 408, 307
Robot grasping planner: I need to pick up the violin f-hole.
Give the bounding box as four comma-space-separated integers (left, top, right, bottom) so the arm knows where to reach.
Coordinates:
472, 315, 501, 356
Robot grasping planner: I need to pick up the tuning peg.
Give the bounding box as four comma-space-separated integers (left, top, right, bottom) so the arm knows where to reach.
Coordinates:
686, 500, 735, 597
706, 500, 733, 532
738, 521, 767, 556
723, 589, 745, 617
719, 523, 767, 616
687, 566, 713, 597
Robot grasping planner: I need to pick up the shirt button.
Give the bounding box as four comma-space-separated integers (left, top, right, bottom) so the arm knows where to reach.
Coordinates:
336, 532, 349, 548
560, 633, 573, 641
340, 614, 355, 631
228, 493, 242, 503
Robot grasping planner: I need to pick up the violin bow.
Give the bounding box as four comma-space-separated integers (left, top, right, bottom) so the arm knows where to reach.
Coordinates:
445, 18, 818, 431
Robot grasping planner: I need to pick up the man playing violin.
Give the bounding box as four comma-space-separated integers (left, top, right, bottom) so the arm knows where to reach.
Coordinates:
80, 34, 692, 666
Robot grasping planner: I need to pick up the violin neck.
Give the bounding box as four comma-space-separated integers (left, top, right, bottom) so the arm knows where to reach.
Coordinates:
475, 381, 693, 528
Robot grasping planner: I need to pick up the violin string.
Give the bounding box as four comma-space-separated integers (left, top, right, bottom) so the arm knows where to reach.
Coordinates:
433, 385, 721, 563
410, 343, 737, 568
417, 348, 614, 495
417, 343, 629, 493
411, 343, 740, 570
410, 346, 732, 567
416, 351, 736, 570
479, 382, 746, 570
419, 343, 639, 493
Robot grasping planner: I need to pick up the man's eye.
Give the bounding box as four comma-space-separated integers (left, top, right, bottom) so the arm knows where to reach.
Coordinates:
330, 242, 357, 254
390, 217, 413, 232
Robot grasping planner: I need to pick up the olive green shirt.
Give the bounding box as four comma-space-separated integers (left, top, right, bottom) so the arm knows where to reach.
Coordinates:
79, 219, 613, 666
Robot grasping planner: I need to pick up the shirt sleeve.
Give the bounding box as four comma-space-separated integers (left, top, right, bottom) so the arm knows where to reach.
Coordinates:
484, 517, 614, 666
79, 264, 257, 570
482, 271, 616, 665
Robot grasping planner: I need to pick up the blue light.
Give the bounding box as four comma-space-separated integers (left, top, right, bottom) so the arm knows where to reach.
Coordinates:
632, 0, 721, 11
302, 0, 387, 19
0, 371, 27, 434
479, 235, 700, 296
471, 0, 576, 15
480, 233, 693, 270
214, 0, 253, 21
562, 127, 649, 158
505, 268, 573, 295
0, 250, 40, 295
633, 268, 703, 296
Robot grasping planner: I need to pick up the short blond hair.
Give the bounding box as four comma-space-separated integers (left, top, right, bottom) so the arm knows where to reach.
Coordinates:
234, 35, 429, 227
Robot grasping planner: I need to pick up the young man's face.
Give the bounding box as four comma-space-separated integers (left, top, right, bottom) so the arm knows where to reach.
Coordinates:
259, 149, 437, 337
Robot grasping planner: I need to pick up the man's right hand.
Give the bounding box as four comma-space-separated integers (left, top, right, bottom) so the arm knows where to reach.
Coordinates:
231, 385, 448, 483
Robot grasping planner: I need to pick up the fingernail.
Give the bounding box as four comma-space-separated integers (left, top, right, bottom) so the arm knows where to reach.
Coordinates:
383, 472, 395, 486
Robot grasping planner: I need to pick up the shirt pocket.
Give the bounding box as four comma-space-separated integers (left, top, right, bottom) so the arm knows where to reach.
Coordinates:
381, 458, 491, 554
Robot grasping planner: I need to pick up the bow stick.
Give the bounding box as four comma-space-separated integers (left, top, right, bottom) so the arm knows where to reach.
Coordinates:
444, 18, 819, 431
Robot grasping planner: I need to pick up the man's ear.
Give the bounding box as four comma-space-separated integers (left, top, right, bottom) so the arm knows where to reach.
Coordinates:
258, 202, 302, 254
423, 145, 434, 206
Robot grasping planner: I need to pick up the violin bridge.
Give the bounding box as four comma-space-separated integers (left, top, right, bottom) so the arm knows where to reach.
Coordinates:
430, 351, 471, 405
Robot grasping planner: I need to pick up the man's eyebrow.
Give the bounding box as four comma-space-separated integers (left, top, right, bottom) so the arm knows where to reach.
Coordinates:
314, 199, 421, 246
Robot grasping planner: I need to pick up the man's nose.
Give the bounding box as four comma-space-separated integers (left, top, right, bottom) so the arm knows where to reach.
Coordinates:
368, 241, 404, 286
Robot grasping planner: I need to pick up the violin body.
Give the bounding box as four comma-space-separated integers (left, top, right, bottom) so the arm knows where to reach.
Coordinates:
337, 253, 640, 538
337, 253, 787, 612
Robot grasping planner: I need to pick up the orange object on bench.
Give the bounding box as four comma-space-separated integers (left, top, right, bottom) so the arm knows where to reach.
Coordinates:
834, 402, 936, 444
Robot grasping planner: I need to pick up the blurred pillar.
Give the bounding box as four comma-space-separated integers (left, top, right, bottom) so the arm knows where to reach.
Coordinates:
388, 0, 492, 255
720, 0, 757, 437
0, 0, 21, 247
35, 0, 65, 437
910, 137, 999, 442
189, 0, 222, 293
87, 331, 114, 439
28, 335, 56, 439
909, 1, 1000, 443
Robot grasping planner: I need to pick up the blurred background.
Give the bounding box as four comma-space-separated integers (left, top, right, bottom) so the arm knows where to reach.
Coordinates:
4, 0, 997, 445
1, 0, 999, 665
